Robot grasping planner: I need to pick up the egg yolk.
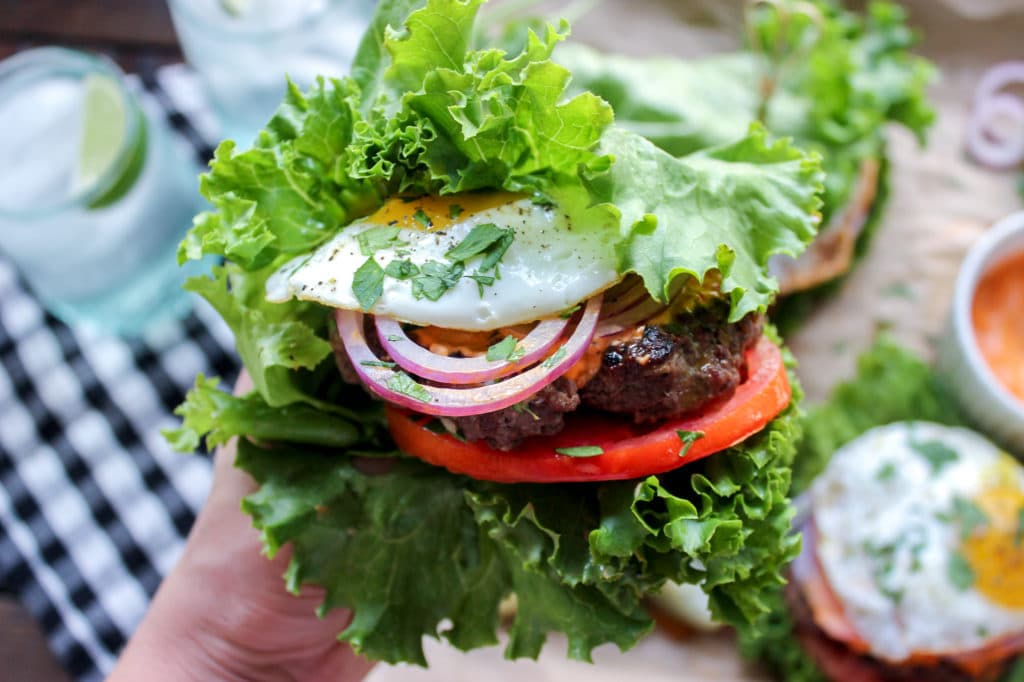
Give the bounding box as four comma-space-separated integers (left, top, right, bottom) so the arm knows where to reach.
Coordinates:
366, 191, 523, 232
963, 458, 1024, 609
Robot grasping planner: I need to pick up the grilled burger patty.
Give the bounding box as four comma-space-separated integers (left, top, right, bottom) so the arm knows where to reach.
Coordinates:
580, 305, 763, 422
452, 305, 763, 450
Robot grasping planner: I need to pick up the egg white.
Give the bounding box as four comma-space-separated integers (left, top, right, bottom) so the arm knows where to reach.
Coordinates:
810, 422, 1024, 662
266, 197, 621, 331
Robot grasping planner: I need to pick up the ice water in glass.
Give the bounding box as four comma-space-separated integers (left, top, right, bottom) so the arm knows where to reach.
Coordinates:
168, 0, 374, 146
0, 48, 204, 335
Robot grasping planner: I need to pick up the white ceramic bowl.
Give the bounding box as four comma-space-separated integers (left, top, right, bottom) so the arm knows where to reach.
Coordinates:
938, 210, 1024, 456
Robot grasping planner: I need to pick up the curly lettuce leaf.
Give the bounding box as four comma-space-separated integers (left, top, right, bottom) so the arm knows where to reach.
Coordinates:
740, 338, 966, 680
558, 0, 935, 224
593, 125, 823, 320
234, 359, 802, 665
163, 375, 364, 453
184, 265, 339, 409
181, 0, 617, 275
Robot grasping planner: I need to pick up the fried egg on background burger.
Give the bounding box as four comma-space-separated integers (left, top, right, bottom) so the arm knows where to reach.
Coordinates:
794, 423, 1024, 680
169, 0, 827, 665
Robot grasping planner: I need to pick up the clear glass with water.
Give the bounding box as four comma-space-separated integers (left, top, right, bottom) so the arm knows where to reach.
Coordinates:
167, 0, 374, 147
0, 48, 204, 335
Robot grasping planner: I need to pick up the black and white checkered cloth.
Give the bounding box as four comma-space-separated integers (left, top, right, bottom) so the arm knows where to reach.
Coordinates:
0, 64, 240, 682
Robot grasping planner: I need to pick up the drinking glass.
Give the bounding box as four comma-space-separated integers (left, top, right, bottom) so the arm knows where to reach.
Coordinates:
167, 0, 375, 147
0, 48, 204, 335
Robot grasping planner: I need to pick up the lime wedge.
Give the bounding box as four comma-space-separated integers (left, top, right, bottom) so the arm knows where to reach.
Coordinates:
73, 73, 126, 197
73, 73, 148, 209
219, 0, 252, 16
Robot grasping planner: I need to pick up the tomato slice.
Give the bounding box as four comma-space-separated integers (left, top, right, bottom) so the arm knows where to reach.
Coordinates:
385, 336, 790, 483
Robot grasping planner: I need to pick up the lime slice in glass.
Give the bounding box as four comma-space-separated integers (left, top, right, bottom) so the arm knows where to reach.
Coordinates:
72, 73, 125, 195
74, 72, 147, 209
219, 0, 252, 17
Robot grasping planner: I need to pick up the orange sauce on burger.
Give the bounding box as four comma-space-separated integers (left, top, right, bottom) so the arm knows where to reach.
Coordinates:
408, 322, 642, 388
972, 250, 1024, 403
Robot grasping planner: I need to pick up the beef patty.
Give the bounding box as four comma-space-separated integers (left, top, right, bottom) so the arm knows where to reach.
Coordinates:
450, 304, 762, 450
580, 305, 763, 422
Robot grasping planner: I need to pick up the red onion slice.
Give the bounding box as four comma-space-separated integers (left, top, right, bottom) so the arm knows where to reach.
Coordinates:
374, 316, 568, 385
600, 277, 647, 316
598, 296, 667, 329
967, 92, 1024, 169
967, 62, 1024, 169
975, 61, 1024, 102
335, 295, 602, 417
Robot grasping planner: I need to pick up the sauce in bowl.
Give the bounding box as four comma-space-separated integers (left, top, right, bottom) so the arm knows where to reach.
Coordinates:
972, 250, 1024, 402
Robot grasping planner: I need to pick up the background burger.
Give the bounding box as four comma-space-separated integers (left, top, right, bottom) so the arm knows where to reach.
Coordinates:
556, 0, 935, 329
169, 0, 824, 665
741, 340, 1024, 681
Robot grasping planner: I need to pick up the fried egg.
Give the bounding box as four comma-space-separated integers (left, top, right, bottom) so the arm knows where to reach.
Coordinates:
266, 192, 621, 330
810, 422, 1024, 663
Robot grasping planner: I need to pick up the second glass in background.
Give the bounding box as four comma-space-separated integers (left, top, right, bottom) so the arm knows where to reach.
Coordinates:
167, 0, 375, 147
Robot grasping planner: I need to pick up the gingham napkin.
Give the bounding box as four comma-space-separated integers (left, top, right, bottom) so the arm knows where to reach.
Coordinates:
0, 64, 239, 682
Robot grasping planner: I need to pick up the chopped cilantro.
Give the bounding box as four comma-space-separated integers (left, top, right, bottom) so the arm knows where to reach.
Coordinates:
412, 209, 432, 228
357, 226, 407, 256
541, 347, 567, 369
386, 371, 431, 403
559, 304, 581, 319
467, 273, 495, 297
882, 282, 915, 300
555, 446, 604, 457
875, 462, 897, 482
386, 334, 402, 342
424, 418, 465, 442
478, 231, 514, 272
947, 551, 975, 591
909, 438, 959, 473
411, 261, 464, 301
486, 336, 519, 362
676, 430, 704, 458
449, 203, 463, 219
360, 360, 397, 369
384, 259, 419, 280
445, 223, 514, 270
352, 257, 385, 310
936, 497, 988, 541
511, 402, 540, 420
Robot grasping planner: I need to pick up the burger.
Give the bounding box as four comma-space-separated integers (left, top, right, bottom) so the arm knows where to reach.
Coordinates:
556, 0, 935, 328
168, 0, 824, 665
741, 340, 1024, 681
788, 422, 1024, 681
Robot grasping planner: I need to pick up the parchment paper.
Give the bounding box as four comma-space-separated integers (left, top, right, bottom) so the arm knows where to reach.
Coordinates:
368, 2, 1024, 678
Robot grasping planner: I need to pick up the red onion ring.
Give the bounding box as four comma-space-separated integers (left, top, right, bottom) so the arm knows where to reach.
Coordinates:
600, 277, 647, 316
334, 295, 602, 417
967, 92, 1024, 169
975, 61, 1024, 102
967, 62, 1024, 169
374, 316, 568, 385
